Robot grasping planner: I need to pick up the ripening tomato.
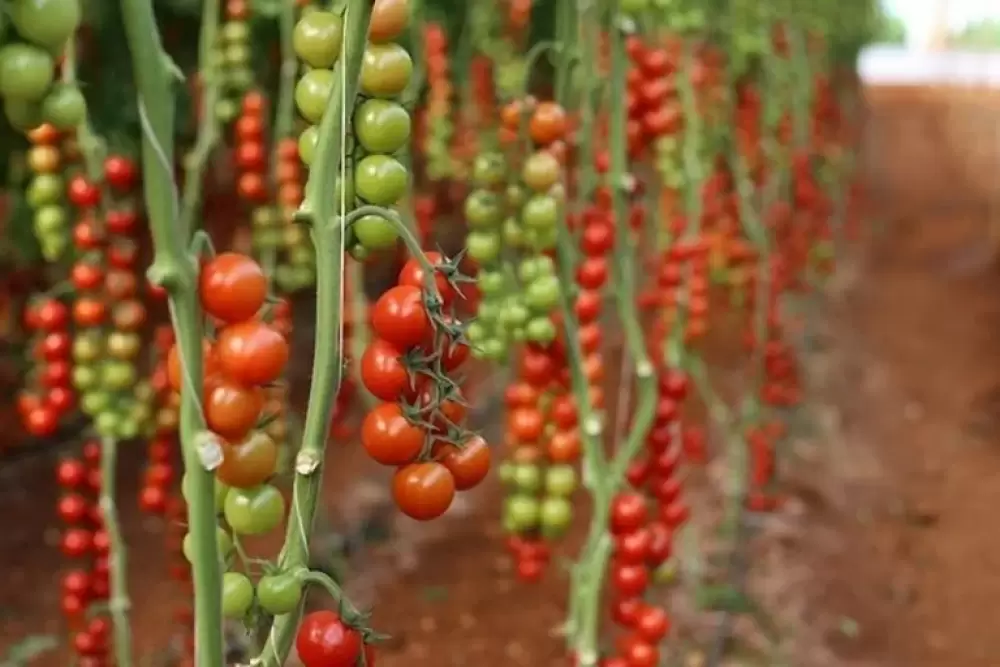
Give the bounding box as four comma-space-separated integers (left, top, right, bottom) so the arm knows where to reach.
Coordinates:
508, 406, 544, 443
528, 102, 567, 145
199, 253, 267, 323
205, 378, 264, 440
360, 402, 424, 465
391, 462, 455, 520
371, 285, 432, 351
215, 432, 279, 488
359, 338, 412, 401
216, 319, 289, 386
436, 435, 490, 490
295, 611, 362, 667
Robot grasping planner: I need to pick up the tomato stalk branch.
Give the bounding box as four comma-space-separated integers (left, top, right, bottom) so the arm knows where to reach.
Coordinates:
118, 1, 224, 665
255, 2, 373, 664
98, 437, 133, 667
178, 0, 222, 241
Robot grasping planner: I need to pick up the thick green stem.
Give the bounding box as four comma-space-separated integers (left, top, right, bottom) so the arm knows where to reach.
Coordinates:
178, 0, 222, 241
119, 2, 223, 666
255, 4, 372, 664
98, 437, 132, 667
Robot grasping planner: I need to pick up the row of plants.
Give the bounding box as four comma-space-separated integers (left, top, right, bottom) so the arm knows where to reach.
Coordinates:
0, 0, 881, 664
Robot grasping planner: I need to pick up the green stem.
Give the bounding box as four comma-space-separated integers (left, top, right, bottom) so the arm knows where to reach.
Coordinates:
119, 2, 223, 666
98, 437, 133, 667
295, 568, 365, 622
178, 0, 222, 241
256, 4, 372, 664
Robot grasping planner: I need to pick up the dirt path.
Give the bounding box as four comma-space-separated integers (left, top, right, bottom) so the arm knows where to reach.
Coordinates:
3, 206, 1000, 667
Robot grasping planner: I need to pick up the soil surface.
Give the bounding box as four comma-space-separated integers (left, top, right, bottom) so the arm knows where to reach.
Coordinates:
3, 97, 1000, 667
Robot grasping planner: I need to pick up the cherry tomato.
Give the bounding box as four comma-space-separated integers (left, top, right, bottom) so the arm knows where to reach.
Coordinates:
391, 462, 455, 521
257, 572, 303, 615
359, 43, 413, 99
205, 378, 264, 440
104, 155, 137, 191
360, 402, 424, 465
398, 251, 456, 305
292, 11, 344, 69
437, 435, 490, 490
296, 610, 362, 667
371, 285, 431, 351
359, 338, 412, 402
369, 0, 409, 42
223, 483, 285, 535
529, 102, 567, 145
609, 492, 647, 535
216, 432, 278, 489
216, 319, 289, 386
199, 253, 267, 323
222, 571, 255, 618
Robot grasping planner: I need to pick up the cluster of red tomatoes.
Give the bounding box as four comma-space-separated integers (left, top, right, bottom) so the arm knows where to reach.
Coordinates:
420, 23, 454, 181
232, 91, 270, 204
359, 252, 489, 521
595, 493, 675, 667
625, 36, 686, 159
20, 297, 74, 436
55, 443, 116, 666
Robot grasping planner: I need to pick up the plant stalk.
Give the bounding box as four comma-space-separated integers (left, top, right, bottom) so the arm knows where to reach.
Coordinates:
99, 437, 133, 667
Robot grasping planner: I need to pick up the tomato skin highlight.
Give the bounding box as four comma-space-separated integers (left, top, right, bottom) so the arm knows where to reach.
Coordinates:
391, 462, 455, 520
360, 402, 425, 465
199, 253, 268, 323
296, 610, 363, 667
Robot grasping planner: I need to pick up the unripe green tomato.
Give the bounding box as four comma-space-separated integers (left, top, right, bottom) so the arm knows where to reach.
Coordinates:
505, 184, 527, 208
502, 217, 524, 247
10, 0, 82, 51
73, 334, 103, 363
94, 411, 120, 437
354, 154, 407, 206
525, 317, 557, 344
101, 360, 137, 391
0, 43, 55, 101
222, 20, 250, 43
214, 99, 239, 123
521, 194, 558, 231
41, 83, 86, 130
497, 462, 517, 487
517, 255, 552, 283
471, 153, 507, 188
80, 391, 111, 415
107, 332, 142, 360
475, 299, 500, 323
539, 496, 573, 538
116, 417, 140, 440
464, 190, 503, 229
4, 97, 44, 131
465, 231, 502, 264
221, 572, 255, 619
524, 275, 560, 312
465, 321, 487, 345
478, 270, 506, 295
72, 365, 99, 391
298, 125, 319, 166
545, 464, 578, 497
224, 484, 286, 536
257, 573, 303, 615
512, 463, 542, 492
499, 301, 529, 328
504, 494, 541, 531
480, 337, 507, 360
26, 174, 64, 207
352, 213, 399, 251
359, 43, 413, 98
223, 44, 251, 67
293, 11, 344, 69
353, 98, 411, 154
294, 68, 335, 124
33, 204, 67, 235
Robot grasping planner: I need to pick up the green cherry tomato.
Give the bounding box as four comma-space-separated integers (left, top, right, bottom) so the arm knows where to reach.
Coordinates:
0, 43, 55, 102
498, 301, 529, 328
72, 365, 99, 391
222, 20, 250, 43
497, 462, 517, 486
544, 464, 578, 497
505, 184, 527, 208
502, 218, 525, 247
504, 494, 540, 532
80, 391, 111, 415
294, 68, 335, 124
26, 173, 63, 207
3, 97, 43, 131
11, 0, 82, 52
525, 274, 560, 312
33, 204, 67, 235
292, 11, 344, 68
463, 190, 503, 229
353, 98, 411, 154
539, 496, 573, 538
465, 320, 487, 344
221, 571, 255, 619
465, 231, 502, 264
359, 43, 413, 98
224, 484, 286, 536
115, 418, 140, 440
521, 194, 559, 231
257, 573, 304, 615
354, 154, 407, 206
101, 360, 137, 391
479, 338, 507, 360
512, 463, 542, 492
525, 317, 557, 344
471, 153, 507, 187
352, 213, 399, 251
298, 125, 319, 166
478, 270, 506, 295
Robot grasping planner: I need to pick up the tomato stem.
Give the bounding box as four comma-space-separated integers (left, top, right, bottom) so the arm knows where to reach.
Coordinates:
178, 0, 223, 242
253, 2, 374, 664
99, 437, 133, 667
119, 0, 225, 664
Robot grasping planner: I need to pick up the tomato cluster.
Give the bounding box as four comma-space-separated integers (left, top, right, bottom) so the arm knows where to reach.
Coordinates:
55, 442, 116, 666
24, 124, 72, 260
232, 91, 270, 204
270, 137, 314, 291
68, 153, 151, 440
0, 0, 86, 133
213, 0, 255, 124
420, 23, 454, 181
20, 297, 74, 436
359, 252, 487, 521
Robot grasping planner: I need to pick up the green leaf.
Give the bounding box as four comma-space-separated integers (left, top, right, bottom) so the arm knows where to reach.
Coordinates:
2, 635, 59, 667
